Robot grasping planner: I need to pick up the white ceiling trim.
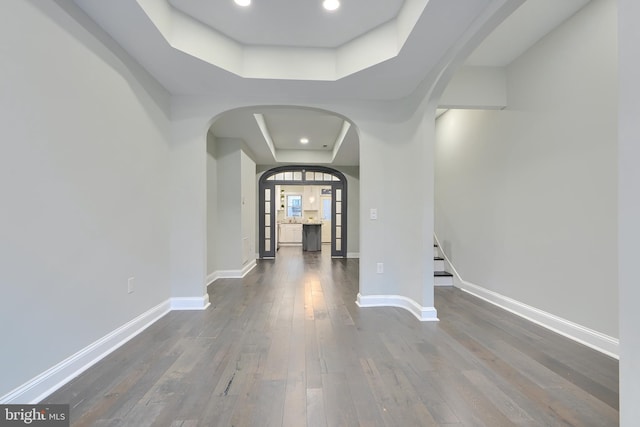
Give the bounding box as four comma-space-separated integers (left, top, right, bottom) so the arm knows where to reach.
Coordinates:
332, 121, 352, 161
135, 0, 429, 81
253, 114, 277, 162
253, 113, 351, 165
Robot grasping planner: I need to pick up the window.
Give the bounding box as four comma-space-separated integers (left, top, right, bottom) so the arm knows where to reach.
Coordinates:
287, 194, 302, 218
322, 198, 331, 221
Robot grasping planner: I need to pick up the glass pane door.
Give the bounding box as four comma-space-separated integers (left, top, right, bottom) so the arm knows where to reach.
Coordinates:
331, 184, 346, 257
259, 184, 276, 257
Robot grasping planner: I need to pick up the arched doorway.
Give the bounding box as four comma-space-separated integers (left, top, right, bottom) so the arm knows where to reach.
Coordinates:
259, 165, 347, 258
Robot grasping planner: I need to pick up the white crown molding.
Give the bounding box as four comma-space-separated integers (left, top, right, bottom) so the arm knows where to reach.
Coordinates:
0, 300, 171, 404
356, 293, 439, 322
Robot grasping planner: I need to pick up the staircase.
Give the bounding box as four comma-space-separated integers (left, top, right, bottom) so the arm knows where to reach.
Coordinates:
434, 243, 453, 286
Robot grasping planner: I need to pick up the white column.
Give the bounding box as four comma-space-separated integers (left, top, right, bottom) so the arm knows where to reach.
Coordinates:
169, 118, 209, 309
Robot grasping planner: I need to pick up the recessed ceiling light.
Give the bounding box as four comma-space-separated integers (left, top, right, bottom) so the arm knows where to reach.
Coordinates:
234, 0, 251, 7
300, 138, 309, 144
323, 0, 340, 11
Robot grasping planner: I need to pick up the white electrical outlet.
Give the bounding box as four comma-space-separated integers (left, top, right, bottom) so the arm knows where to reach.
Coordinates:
370, 208, 378, 220
376, 263, 384, 274
128, 277, 135, 294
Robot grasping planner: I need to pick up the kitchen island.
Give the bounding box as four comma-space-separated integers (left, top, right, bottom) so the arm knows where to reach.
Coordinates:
302, 223, 322, 251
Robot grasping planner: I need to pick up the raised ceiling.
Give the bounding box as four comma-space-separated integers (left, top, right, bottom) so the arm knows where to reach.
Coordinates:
262, 110, 344, 150
74, 0, 491, 98
136, 0, 428, 80
70, 0, 592, 167
211, 108, 358, 166
167, 0, 405, 49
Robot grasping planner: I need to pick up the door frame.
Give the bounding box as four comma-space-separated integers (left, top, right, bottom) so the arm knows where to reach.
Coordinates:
259, 165, 347, 258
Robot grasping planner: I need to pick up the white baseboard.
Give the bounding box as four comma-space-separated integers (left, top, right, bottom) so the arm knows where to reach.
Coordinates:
207, 260, 257, 286
206, 271, 220, 286
0, 300, 171, 404
240, 260, 257, 277
356, 293, 439, 322
434, 234, 620, 359
458, 282, 619, 359
347, 252, 360, 259
170, 294, 211, 310
434, 233, 619, 358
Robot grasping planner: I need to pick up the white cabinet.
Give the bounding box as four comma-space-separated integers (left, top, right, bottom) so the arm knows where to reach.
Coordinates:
279, 223, 302, 244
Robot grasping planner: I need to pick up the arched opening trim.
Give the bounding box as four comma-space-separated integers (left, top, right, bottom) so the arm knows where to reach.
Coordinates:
259, 165, 347, 258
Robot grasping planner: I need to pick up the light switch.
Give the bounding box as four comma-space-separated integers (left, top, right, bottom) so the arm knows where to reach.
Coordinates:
370, 208, 377, 220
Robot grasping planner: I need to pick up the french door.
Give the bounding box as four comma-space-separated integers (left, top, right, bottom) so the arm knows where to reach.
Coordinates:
259, 166, 347, 258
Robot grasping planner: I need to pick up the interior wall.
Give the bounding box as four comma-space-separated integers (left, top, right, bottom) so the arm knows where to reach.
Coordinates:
206, 131, 219, 275
240, 150, 257, 266
439, 66, 507, 109
358, 107, 434, 308
435, 0, 618, 337
618, 0, 640, 422
0, 0, 172, 397
215, 138, 243, 271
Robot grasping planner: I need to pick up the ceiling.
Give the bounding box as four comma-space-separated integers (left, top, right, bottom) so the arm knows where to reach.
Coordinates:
466, 0, 590, 66
167, 0, 405, 49
211, 107, 359, 165
70, 0, 591, 167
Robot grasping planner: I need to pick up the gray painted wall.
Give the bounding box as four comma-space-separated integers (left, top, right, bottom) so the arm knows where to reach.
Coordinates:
618, 0, 640, 423
206, 132, 219, 275
0, 0, 172, 397
214, 138, 243, 271
207, 136, 257, 275
435, 0, 618, 337
358, 110, 435, 307
240, 151, 257, 266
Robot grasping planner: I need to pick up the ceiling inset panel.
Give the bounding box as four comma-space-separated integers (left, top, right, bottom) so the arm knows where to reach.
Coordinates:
135, 0, 428, 81
263, 109, 344, 151
168, 0, 405, 49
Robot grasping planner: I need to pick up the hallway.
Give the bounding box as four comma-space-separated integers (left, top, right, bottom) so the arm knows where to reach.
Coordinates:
44, 247, 618, 426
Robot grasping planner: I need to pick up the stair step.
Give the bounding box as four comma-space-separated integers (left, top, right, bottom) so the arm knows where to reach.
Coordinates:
434, 271, 453, 277
434, 270, 453, 287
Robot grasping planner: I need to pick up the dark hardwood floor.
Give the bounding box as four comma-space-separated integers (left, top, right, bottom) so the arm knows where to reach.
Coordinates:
43, 246, 619, 426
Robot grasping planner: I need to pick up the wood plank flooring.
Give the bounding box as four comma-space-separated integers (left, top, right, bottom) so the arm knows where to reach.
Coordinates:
43, 246, 619, 426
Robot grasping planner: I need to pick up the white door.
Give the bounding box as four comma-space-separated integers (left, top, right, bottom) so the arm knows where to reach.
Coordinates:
321, 196, 332, 243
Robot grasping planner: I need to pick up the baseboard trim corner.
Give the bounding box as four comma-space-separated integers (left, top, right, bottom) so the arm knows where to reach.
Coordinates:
240, 259, 257, 277
206, 272, 220, 287
356, 293, 439, 322
170, 294, 211, 311
208, 260, 257, 285
347, 252, 360, 259
0, 300, 171, 405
